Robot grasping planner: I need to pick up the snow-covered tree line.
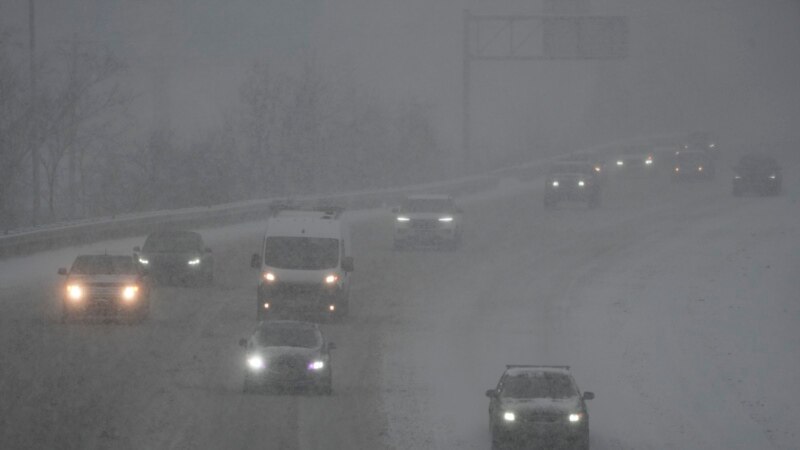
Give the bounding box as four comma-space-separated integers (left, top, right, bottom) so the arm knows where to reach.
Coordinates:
0, 32, 444, 230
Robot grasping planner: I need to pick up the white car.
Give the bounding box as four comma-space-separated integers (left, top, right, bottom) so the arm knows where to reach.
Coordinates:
393, 195, 463, 250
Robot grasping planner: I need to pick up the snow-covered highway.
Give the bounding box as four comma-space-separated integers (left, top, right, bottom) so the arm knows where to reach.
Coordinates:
1, 161, 798, 449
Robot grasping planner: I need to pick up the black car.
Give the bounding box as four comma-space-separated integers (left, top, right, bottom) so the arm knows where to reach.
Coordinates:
486, 365, 594, 450
733, 154, 782, 196
239, 320, 334, 395
58, 254, 151, 322
134, 230, 213, 285
672, 150, 715, 181
544, 162, 601, 209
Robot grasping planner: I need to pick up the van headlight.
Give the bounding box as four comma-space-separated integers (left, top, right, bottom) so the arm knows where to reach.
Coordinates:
188, 258, 201, 266
247, 354, 265, 371
121, 285, 139, 301
324, 274, 338, 284
66, 284, 83, 301
308, 360, 325, 371
138, 257, 149, 265
396, 216, 410, 222
263, 272, 276, 282
503, 412, 516, 422
569, 413, 583, 423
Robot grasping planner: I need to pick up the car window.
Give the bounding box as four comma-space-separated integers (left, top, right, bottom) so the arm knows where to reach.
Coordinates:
71, 256, 137, 275
500, 372, 577, 399
264, 237, 340, 270
256, 326, 321, 348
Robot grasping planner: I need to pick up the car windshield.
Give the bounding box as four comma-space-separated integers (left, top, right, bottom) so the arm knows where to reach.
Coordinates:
70, 256, 137, 275
142, 232, 202, 252
256, 326, 320, 348
401, 198, 454, 213
501, 372, 577, 399
263, 237, 339, 270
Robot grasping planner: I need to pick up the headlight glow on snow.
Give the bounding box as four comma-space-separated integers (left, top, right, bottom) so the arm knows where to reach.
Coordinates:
503, 412, 516, 422
121, 285, 139, 301
66, 284, 83, 301
247, 354, 265, 371
569, 413, 583, 423
138, 257, 149, 265
438, 217, 453, 222
308, 360, 325, 371
552, 180, 559, 187
187, 258, 201, 266
396, 216, 410, 222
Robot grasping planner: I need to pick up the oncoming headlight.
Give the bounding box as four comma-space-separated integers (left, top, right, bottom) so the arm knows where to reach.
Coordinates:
121, 285, 139, 301
66, 284, 83, 301
188, 258, 201, 266
552, 180, 560, 187
247, 354, 265, 371
616, 160, 624, 166
308, 360, 325, 371
438, 217, 454, 222
769, 174, 776, 179
569, 413, 583, 423
138, 257, 149, 265
396, 216, 410, 222
578, 180, 585, 187
503, 412, 516, 422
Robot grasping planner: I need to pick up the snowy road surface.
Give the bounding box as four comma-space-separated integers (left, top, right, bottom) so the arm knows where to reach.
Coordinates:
1, 166, 798, 449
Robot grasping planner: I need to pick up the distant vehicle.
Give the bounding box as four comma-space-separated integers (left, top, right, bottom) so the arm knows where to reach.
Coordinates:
672, 150, 715, 181
681, 131, 719, 159
239, 320, 334, 395
392, 195, 463, 250
733, 154, 782, 196
609, 146, 655, 174
134, 230, 213, 286
544, 162, 601, 209
557, 153, 606, 183
486, 365, 594, 450
250, 205, 354, 319
57, 254, 150, 322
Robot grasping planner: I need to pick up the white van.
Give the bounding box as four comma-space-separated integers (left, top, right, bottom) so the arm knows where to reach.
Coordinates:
250, 206, 354, 320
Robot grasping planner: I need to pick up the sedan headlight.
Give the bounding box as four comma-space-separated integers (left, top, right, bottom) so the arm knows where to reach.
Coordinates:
396, 216, 410, 222
438, 216, 454, 222
138, 257, 149, 265
645, 158, 653, 165
263, 272, 276, 282
769, 174, 777, 179
578, 180, 585, 187
308, 360, 325, 371
324, 274, 338, 284
616, 160, 624, 166
121, 285, 139, 301
552, 180, 560, 187
503, 412, 516, 422
66, 284, 83, 301
734, 175, 742, 179
247, 354, 265, 371
569, 413, 583, 423
188, 258, 201, 266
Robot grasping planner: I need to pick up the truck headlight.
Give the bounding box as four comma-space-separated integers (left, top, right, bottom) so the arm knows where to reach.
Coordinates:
503, 412, 516, 422
188, 258, 201, 266
569, 413, 583, 423
308, 360, 325, 371
121, 285, 139, 301
66, 284, 83, 301
247, 354, 265, 371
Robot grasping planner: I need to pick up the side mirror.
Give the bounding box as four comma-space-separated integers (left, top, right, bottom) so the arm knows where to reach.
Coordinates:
485, 389, 498, 398
250, 253, 261, 269
327, 342, 336, 351
57, 268, 67, 275
133, 246, 141, 252
583, 391, 595, 400
341, 256, 354, 273
238, 338, 248, 348
205, 247, 212, 253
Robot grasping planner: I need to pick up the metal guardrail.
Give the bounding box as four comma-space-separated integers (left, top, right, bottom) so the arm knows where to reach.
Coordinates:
0, 134, 684, 258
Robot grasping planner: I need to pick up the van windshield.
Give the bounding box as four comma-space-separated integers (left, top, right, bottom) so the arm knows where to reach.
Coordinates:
263, 237, 339, 270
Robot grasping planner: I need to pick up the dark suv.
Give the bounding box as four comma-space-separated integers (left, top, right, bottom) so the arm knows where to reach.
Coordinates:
544, 162, 601, 209
733, 154, 781, 196
134, 230, 213, 285
486, 365, 594, 450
